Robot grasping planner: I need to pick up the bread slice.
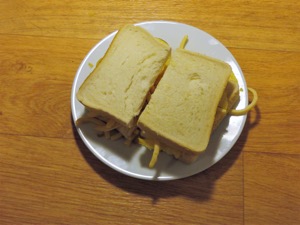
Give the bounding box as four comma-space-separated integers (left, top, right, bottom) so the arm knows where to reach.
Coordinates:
137, 48, 231, 163
77, 25, 171, 128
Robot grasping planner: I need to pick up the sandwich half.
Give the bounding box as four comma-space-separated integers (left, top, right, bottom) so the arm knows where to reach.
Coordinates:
137, 48, 232, 165
76, 25, 171, 142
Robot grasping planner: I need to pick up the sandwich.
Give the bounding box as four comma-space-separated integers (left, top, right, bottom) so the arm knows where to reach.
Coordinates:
76, 24, 171, 142
137, 48, 235, 166
76, 24, 258, 168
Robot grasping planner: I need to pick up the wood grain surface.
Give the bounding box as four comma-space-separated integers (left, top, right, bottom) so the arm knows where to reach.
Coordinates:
0, 1, 299, 224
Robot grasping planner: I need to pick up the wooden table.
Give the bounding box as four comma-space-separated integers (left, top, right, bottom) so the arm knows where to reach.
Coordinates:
1, 1, 299, 224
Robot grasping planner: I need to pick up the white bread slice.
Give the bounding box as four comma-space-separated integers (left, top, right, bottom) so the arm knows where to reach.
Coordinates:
137, 48, 231, 163
77, 25, 171, 128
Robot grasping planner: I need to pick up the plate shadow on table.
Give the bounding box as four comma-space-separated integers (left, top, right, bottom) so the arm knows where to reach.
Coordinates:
72, 106, 260, 203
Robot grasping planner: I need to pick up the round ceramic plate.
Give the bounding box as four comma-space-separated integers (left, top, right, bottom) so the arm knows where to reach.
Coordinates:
71, 21, 248, 181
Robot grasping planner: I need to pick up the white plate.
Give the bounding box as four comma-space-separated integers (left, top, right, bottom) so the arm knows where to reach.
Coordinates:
71, 21, 248, 181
